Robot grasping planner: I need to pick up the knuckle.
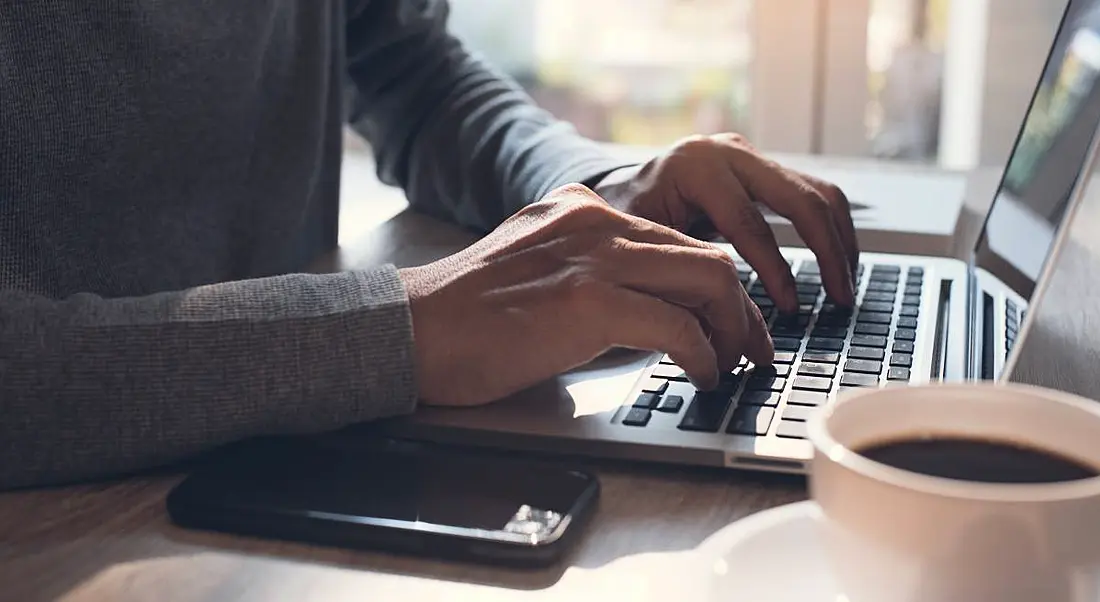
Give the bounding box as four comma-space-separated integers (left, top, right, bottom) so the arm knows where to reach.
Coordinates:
673, 134, 713, 155
820, 182, 850, 206
714, 132, 752, 147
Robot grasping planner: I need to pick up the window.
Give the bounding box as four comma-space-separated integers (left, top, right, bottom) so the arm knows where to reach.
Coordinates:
448, 0, 754, 146
347, 1, 1067, 172
339, 0, 1067, 248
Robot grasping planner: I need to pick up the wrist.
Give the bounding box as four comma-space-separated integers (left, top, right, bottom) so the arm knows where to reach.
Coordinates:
589, 164, 644, 214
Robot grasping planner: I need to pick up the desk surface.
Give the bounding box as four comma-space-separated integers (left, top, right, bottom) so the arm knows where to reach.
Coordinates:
0, 152, 996, 602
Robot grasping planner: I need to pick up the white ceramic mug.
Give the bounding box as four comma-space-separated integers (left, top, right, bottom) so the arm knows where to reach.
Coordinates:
807, 382, 1100, 602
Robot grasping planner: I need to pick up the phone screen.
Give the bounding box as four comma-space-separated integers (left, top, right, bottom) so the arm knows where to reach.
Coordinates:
173, 437, 597, 545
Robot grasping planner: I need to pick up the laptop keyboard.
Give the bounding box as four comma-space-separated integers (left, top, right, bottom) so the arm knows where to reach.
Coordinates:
620, 260, 924, 441
1005, 298, 1020, 357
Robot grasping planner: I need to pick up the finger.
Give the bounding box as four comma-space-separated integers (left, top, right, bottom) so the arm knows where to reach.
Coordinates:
798, 172, 861, 280
593, 285, 719, 389
599, 239, 762, 372
714, 144, 856, 305
674, 161, 798, 312
738, 284, 774, 366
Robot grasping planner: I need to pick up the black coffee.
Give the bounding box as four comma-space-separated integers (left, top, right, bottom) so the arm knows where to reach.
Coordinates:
858, 437, 1100, 484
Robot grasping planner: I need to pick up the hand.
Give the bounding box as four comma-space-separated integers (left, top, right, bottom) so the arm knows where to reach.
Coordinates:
399, 184, 773, 407
592, 134, 860, 312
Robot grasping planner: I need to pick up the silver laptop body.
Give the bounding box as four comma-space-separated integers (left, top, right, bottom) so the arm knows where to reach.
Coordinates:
379, 0, 1100, 475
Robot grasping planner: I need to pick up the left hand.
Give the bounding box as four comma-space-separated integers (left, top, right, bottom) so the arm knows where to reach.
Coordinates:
591, 133, 860, 312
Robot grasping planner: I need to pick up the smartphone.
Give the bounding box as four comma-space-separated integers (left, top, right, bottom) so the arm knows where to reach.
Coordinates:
166, 435, 599, 567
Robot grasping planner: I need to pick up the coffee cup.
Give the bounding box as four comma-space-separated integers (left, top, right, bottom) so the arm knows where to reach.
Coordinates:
807, 382, 1100, 602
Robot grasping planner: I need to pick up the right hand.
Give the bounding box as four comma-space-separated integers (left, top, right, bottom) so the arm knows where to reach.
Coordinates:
399, 184, 774, 407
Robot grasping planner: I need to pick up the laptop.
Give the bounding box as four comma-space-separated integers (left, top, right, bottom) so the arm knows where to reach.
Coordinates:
376, 0, 1100, 474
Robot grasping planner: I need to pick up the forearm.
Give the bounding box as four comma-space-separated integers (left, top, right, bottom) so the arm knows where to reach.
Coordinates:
345, 0, 632, 232
0, 266, 416, 490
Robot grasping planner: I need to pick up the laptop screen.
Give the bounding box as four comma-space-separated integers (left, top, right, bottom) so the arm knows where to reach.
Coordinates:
973, 0, 1100, 300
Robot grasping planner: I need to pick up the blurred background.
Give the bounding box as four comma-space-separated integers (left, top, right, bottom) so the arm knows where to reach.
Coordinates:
346, 0, 1070, 171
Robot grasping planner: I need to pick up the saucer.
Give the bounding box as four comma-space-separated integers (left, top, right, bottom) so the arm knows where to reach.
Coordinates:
691, 500, 843, 602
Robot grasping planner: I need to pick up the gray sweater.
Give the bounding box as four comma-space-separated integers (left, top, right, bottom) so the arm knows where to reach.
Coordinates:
0, 0, 629, 489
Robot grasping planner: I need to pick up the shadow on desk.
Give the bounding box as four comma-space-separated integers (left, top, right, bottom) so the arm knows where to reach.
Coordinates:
0, 449, 804, 602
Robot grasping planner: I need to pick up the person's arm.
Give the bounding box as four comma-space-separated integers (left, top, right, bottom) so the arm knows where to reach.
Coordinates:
0, 266, 416, 490
344, 0, 634, 232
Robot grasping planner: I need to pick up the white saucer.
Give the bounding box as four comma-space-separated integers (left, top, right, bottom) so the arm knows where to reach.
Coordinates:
690, 500, 843, 602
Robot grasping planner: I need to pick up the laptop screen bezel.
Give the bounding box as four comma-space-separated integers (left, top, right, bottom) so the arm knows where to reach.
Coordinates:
968, 1, 1086, 293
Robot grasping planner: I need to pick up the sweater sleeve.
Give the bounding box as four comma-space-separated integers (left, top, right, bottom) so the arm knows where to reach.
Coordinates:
344, 0, 635, 232
0, 266, 417, 490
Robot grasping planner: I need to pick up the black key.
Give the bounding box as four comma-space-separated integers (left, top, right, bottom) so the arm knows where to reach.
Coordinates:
897, 316, 919, 329
819, 303, 853, 315
796, 282, 822, 295
904, 284, 922, 296
807, 337, 844, 352
892, 340, 915, 354
739, 391, 782, 407
890, 353, 913, 368
771, 325, 807, 338
641, 378, 669, 394
860, 301, 895, 313
1006, 323, 1017, 338
772, 337, 803, 351
803, 351, 841, 364
854, 323, 890, 336
774, 314, 812, 328
1006, 313, 1018, 329
773, 351, 797, 364
871, 264, 901, 275
753, 296, 775, 309
718, 371, 745, 390
788, 390, 828, 406
738, 272, 751, 285
866, 281, 897, 293
841, 373, 879, 387
657, 394, 684, 413
887, 367, 911, 381
895, 329, 917, 341
811, 326, 849, 339
633, 393, 661, 409
797, 292, 819, 305
652, 364, 689, 380
795, 273, 823, 285
622, 407, 651, 426
746, 376, 787, 392
815, 314, 852, 328
726, 406, 775, 436
863, 291, 896, 303
856, 312, 893, 325
776, 420, 809, 439
844, 359, 883, 374
851, 334, 887, 348
899, 306, 920, 317
782, 405, 817, 422
792, 376, 833, 392
902, 294, 921, 306
799, 261, 820, 274
847, 346, 885, 361
678, 391, 733, 432
907, 267, 924, 276
798, 362, 837, 378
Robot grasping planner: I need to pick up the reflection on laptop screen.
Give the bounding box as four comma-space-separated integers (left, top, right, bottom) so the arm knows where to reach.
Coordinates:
975, 0, 1100, 299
